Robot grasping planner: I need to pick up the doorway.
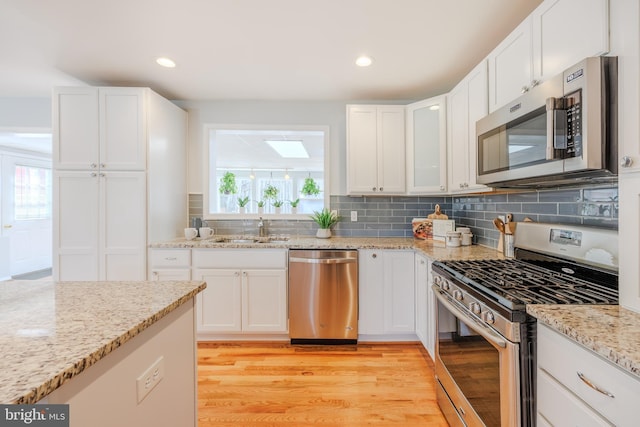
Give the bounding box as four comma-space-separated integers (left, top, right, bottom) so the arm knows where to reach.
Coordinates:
0, 130, 52, 280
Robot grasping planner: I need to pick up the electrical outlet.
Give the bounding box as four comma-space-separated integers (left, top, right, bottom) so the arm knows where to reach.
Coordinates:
351, 211, 358, 222
136, 356, 164, 403
331, 209, 338, 217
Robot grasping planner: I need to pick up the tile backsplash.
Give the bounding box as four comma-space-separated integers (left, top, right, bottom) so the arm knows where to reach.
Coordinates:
189, 185, 618, 248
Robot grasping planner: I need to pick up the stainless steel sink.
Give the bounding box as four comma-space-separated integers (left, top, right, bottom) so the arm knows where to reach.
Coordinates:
225, 238, 259, 243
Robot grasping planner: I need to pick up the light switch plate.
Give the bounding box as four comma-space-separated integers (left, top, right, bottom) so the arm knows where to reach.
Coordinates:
351, 211, 358, 221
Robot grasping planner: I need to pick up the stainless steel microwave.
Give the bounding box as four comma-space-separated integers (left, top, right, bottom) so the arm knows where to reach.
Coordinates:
476, 56, 617, 188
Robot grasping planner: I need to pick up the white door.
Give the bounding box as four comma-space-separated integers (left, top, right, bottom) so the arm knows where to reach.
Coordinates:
100, 171, 146, 280
53, 171, 100, 281
1, 154, 52, 276
242, 269, 288, 332
194, 268, 243, 332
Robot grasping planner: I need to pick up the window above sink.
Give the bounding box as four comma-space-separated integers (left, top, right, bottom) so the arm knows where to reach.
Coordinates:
203, 124, 330, 219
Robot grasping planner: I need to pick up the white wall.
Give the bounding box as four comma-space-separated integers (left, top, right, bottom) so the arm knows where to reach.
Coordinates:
0, 97, 51, 129
174, 99, 409, 196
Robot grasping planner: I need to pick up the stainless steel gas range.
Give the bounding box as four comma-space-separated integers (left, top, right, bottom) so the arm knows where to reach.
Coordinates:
431, 222, 618, 427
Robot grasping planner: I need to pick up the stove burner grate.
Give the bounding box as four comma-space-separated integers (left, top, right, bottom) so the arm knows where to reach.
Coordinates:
436, 258, 618, 307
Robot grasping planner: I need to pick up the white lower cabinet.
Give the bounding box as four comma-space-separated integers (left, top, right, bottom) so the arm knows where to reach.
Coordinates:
148, 248, 191, 281
415, 253, 436, 359
192, 249, 288, 338
359, 249, 415, 339
537, 323, 640, 426
54, 170, 146, 281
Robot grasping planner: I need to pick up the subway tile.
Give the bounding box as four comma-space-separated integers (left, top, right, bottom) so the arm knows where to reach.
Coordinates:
538, 189, 582, 202
521, 203, 558, 214
507, 192, 539, 202
495, 203, 523, 213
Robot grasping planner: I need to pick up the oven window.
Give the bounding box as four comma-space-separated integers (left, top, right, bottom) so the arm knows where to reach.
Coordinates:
478, 106, 548, 175
439, 316, 501, 427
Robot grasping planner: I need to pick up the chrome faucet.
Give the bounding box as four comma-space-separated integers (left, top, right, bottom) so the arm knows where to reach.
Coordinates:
258, 217, 267, 237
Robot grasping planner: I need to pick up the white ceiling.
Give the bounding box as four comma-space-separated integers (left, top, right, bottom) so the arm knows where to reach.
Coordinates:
1, 0, 543, 102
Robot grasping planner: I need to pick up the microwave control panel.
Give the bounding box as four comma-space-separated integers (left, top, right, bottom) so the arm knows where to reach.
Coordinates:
564, 89, 582, 158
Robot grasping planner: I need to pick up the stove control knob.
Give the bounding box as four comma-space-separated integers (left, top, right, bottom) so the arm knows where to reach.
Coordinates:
469, 302, 481, 315
453, 290, 463, 301
482, 311, 495, 325
433, 276, 441, 286
441, 280, 450, 291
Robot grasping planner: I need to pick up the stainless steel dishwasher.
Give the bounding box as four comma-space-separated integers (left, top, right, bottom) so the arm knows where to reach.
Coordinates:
288, 249, 358, 344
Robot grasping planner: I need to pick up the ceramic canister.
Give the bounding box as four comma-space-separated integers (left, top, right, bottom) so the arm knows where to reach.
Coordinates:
446, 231, 462, 247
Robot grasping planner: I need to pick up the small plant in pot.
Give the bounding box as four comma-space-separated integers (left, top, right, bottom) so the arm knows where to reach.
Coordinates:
301, 177, 320, 197
256, 200, 266, 214
263, 184, 279, 201
218, 172, 238, 195
310, 208, 340, 239
272, 200, 284, 214
289, 198, 300, 214
237, 196, 250, 213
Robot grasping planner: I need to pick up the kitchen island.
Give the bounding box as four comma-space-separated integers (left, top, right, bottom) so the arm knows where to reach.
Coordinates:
0, 279, 205, 426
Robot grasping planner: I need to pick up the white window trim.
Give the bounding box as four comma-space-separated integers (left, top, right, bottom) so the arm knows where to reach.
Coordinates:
202, 123, 330, 220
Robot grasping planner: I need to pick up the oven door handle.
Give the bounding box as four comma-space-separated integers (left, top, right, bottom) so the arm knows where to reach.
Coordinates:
432, 286, 507, 349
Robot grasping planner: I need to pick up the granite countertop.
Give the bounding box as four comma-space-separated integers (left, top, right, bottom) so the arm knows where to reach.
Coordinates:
527, 305, 640, 379
150, 236, 504, 261
0, 280, 206, 404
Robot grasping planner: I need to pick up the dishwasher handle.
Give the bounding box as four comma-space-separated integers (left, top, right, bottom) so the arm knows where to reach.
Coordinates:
289, 257, 357, 265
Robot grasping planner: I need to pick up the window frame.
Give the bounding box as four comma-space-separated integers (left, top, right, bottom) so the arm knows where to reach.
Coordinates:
202, 123, 330, 220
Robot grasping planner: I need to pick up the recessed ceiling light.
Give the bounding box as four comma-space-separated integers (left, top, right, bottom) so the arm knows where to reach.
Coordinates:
265, 140, 309, 158
355, 56, 373, 67
429, 105, 440, 111
156, 57, 176, 68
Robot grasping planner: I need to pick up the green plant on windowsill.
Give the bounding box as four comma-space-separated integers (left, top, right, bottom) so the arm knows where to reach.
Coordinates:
256, 200, 266, 208
301, 177, 320, 197
272, 200, 284, 208
289, 198, 300, 208
218, 171, 238, 195
310, 208, 340, 229
237, 196, 250, 207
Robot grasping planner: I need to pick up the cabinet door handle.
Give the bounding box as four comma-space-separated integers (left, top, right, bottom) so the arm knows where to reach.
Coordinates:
620, 156, 633, 168
372, 187, 377, 191
100, 163, 106, 168
521, 85, 530, 94
379, 187, 383, 191
234, 271, 240, 277
577, 372, 615, 398
90, 172, 97, 177
90, 163, 97, 168
371, 253, 377, 259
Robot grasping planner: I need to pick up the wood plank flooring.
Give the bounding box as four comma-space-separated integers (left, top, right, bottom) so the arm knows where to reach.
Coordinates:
197, 342, 449, 426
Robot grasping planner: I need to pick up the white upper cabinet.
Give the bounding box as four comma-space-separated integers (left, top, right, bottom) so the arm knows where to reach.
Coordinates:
406, 96, 447, 194
54, 87, 147, 171
488, 0, 610, 113
487, 17, 534, 113
448, 61, 491, 193
531, 0, 609, 83
347, 105, 406, 195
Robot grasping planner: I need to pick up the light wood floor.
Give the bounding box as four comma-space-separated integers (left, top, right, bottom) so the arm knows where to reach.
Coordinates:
197, 342, 449, 426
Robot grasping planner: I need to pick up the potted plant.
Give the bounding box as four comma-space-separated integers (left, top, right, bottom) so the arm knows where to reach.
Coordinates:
301, 177, 320, 197
237, 196, 250, 214
289, 198, 300, 214
218, 171, 238, 195
310, 208, 340, 238
263, 184, 279, 200
256, 200, 265, 215
272, 200, 283, 214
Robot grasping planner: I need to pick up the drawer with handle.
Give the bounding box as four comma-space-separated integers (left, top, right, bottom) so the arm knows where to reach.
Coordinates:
537, 323, 640, 426
149, 249, 191, 268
